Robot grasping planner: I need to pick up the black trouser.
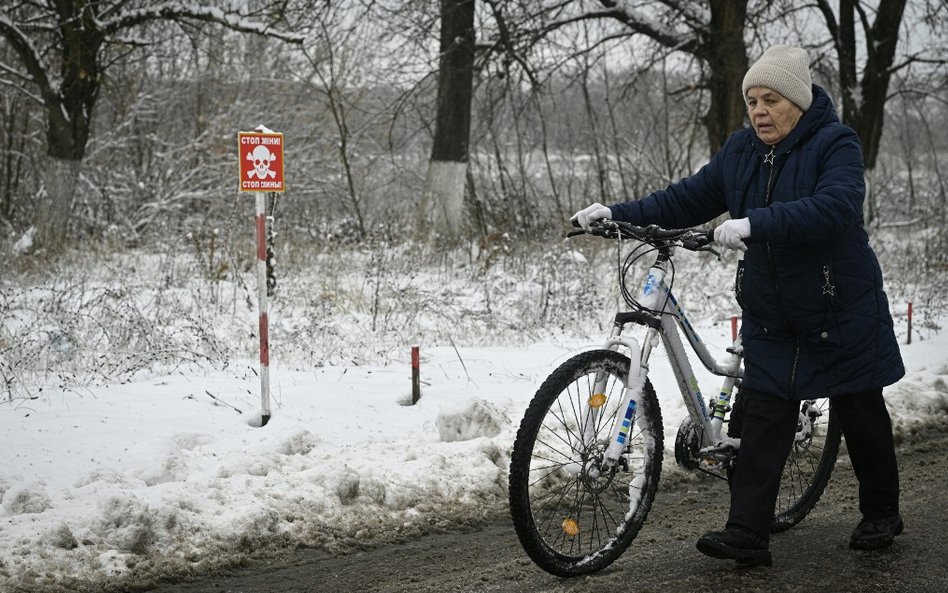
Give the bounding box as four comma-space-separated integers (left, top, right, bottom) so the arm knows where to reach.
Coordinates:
726, 387, 900, 540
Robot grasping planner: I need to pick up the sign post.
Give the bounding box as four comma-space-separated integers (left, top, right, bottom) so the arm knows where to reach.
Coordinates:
238, 129, 285, 427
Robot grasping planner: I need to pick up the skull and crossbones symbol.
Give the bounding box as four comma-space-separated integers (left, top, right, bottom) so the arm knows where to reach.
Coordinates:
247, 145, 277, 179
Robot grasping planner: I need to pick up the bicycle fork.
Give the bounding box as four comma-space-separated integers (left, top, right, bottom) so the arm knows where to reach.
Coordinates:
567, 328, 656, 477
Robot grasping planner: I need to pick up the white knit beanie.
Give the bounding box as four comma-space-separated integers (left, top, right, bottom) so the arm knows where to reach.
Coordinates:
742, 45, 813, 111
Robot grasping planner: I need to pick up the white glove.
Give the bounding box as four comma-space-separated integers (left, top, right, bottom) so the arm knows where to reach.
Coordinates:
571, 203, 612, 230
713, 218, 751, 251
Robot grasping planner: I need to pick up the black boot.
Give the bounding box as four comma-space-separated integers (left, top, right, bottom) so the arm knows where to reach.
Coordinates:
849, 513, 904, 550
696, 526, 772, 567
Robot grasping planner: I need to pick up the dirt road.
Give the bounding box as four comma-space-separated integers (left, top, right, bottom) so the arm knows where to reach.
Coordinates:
150, 432, 948, 593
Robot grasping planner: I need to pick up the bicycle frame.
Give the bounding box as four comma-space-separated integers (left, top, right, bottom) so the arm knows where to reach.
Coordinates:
581, 244, 743, 471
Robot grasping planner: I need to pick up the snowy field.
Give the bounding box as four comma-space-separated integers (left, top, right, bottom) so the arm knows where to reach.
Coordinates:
2, 240, 946, 592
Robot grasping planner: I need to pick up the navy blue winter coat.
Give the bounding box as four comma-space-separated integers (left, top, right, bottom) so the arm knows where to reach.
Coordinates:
609, 85, 904, 398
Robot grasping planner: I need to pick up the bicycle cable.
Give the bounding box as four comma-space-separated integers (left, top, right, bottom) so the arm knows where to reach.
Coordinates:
618, 241, 677, 317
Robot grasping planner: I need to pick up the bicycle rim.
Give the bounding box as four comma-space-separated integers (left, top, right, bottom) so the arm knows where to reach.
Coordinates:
509, 350, 663, 576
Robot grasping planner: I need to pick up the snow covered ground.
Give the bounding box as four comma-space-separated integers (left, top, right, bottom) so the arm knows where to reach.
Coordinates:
3, 320, 947, 592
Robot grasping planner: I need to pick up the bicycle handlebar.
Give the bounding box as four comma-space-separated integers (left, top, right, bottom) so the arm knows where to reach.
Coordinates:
568, 220, 716, 253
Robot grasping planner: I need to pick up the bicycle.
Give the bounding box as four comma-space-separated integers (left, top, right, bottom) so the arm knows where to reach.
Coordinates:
508, 220, 842, 577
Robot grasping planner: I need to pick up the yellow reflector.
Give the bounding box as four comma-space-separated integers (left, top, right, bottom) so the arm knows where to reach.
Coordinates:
562, 518, 580, 536
588, 393, 607, 408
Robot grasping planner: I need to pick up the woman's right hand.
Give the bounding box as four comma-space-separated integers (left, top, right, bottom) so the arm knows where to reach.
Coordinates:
570, 203, 612, 229
713, 217, 751, 251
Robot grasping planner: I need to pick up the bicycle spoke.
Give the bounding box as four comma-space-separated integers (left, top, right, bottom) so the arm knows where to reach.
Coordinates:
535, 474, 580, 535
526, 461, 571, 492
533, 434, 579, 466
548, 403, 583, 449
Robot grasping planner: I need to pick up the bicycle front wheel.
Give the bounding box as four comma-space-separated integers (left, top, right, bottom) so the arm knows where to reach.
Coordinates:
772, 398, 842, 531
508, 350, 664, 577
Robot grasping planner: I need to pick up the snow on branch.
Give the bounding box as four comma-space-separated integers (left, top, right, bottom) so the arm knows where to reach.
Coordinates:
0, 58, 33, 83
100, 2, 305, 43
0, 76, 44, 105
0, 15, 54, 97
0, 57, 45, 103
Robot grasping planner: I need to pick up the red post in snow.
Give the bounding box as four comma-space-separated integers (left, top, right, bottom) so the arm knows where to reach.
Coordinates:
907, 302, 913, 345
411, 347, 421, 405
731, 315, 739, 343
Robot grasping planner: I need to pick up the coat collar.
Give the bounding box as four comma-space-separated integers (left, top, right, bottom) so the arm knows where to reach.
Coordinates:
749, 85, 839, 155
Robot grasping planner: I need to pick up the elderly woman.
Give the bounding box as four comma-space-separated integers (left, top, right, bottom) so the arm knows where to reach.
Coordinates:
573, 46, 904, 567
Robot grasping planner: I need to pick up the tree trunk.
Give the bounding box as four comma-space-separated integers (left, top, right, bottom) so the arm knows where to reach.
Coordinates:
32, 102, 88, 252
29, 1, 102, 253
423, 161, 470, 236
420, 0, 476, 239
824, 0, 908, 170
703, 0, 749, 153
697, 0, 748, 228
35, 156, 81, 252
855, 0, 907, 170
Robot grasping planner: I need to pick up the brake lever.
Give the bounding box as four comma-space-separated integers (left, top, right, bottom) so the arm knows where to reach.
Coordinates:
679, 230, 715, 252
566, 219, 616, 238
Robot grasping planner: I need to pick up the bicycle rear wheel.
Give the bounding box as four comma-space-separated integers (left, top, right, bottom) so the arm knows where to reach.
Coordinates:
772, 398, 841, 531
508, 350, 663, 577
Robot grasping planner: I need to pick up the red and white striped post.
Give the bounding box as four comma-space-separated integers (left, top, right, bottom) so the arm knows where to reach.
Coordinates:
238, 128, 284, 427
411, 346, 421, 405
256, 192, 271, 425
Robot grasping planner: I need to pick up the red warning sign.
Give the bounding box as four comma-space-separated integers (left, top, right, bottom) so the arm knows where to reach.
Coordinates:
238, 132, 285, 192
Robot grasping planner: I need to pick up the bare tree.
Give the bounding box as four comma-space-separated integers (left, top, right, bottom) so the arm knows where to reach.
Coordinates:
0, 1, 302, 252
814, 0, 914, 169
302, 9, 373, 238
483, 0, 750, 155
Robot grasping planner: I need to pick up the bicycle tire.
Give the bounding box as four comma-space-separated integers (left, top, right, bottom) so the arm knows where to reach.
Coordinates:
772, 399, 842, 532
508, 349, 663, 577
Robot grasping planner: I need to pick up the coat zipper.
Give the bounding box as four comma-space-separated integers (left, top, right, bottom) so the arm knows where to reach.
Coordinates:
761, 145, 800, 394
763, 147, 776, 203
